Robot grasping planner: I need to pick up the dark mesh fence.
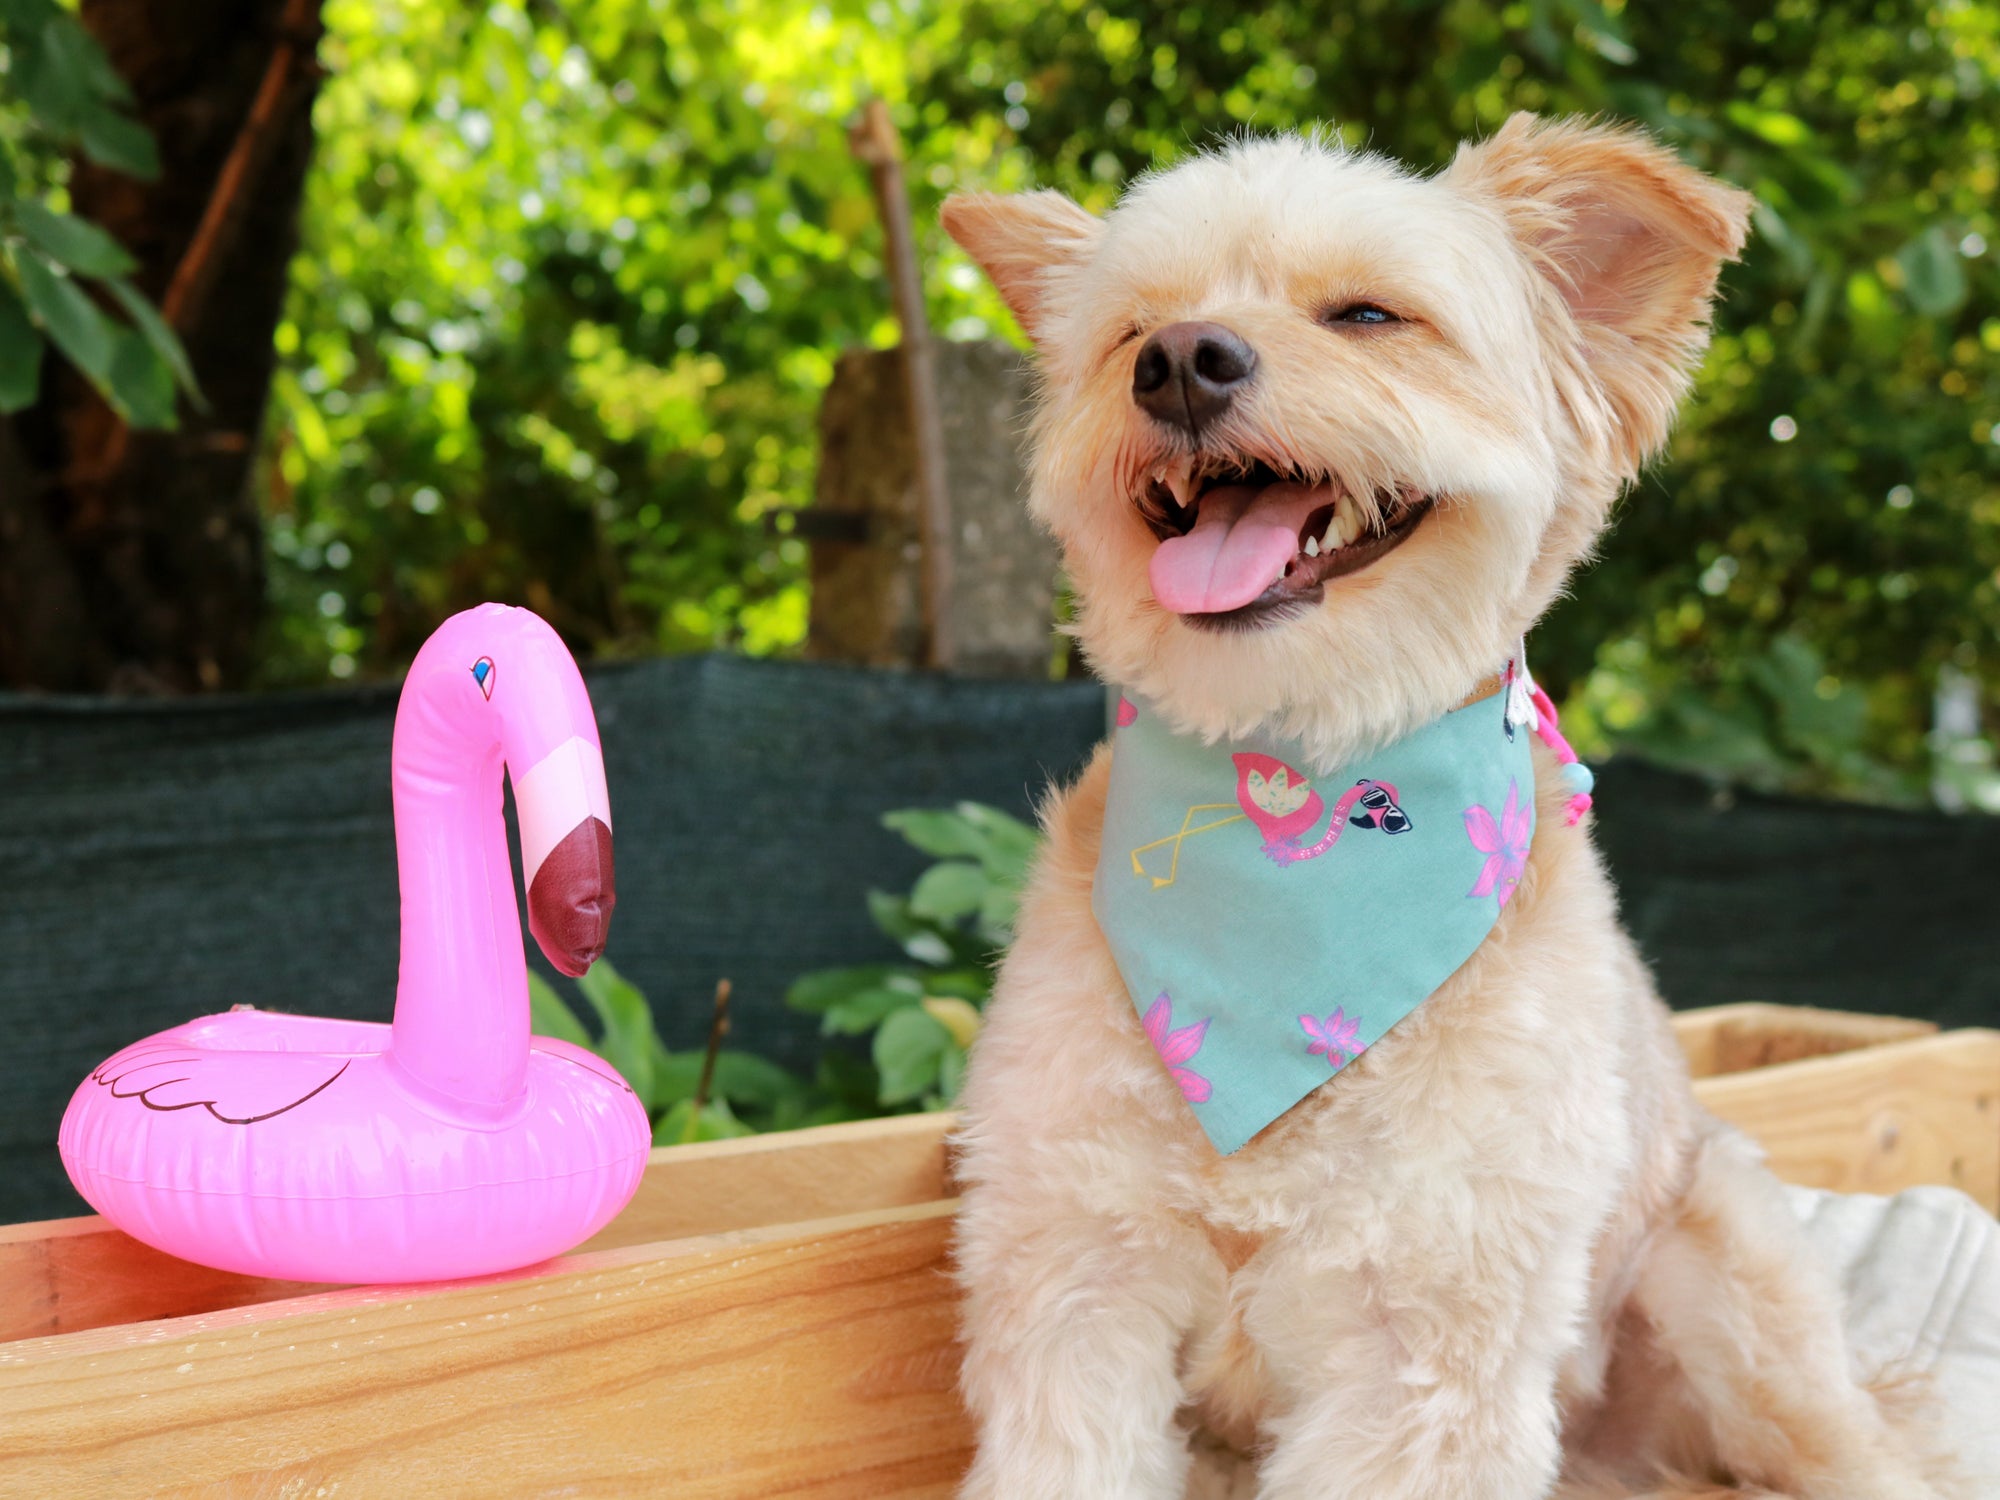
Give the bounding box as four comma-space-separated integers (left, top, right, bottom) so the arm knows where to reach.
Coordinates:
4, 655, 1994, 1222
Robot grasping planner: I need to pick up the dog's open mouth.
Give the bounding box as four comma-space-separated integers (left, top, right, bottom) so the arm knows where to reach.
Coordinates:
1137, 458, 1433, 629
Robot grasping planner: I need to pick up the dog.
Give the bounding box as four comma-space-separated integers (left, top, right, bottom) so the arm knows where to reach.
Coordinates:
938, 116, 1961, 1499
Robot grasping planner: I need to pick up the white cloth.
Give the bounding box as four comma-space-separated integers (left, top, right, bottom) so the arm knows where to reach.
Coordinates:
1790, 1185, 2000, 1495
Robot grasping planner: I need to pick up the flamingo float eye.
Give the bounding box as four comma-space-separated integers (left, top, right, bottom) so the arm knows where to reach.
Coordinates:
471, 657, 496, 699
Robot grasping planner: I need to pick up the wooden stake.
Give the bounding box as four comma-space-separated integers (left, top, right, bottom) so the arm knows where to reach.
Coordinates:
691, 977, 732, 1118
850, 98, 954, 671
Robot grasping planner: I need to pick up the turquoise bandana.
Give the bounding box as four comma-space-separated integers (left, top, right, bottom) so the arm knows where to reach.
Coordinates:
1092, 678, 1538, 1155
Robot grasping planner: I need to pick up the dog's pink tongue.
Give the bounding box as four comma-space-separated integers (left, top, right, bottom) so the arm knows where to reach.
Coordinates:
1150, 482, 1328, 615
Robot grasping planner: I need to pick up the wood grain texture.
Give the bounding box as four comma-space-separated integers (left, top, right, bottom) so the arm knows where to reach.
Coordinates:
0, 1201, 970, 1500
1672, 1002, 1936, 1079
0, 1113, 956, 1345
1693, 1028, 2000, 1211
0, 1214, 316, 1346
583, 1111, 953, 1253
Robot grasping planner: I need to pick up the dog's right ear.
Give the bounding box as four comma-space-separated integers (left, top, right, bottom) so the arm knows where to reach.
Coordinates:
1445, 114, 1753, 472
940, 190, 1102, 344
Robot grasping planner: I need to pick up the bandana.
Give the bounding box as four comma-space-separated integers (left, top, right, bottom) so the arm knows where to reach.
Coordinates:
1091, 662, 1582, 1155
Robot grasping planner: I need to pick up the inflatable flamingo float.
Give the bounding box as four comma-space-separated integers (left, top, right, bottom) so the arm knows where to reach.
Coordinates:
59, 605, 651, 1284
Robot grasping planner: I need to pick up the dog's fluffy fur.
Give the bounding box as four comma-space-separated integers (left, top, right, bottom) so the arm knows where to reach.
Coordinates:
940, 116, 1961, 1499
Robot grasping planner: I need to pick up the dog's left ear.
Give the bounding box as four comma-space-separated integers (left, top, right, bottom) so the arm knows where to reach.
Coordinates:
940, 190, 1103, 344
1446, 113, 1754, 471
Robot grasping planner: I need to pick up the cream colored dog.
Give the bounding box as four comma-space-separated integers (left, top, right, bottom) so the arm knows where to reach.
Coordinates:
939, 116, 1959, 1500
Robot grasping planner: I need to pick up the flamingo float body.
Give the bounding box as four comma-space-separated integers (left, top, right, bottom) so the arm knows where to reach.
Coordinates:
59, 605, 651, 1284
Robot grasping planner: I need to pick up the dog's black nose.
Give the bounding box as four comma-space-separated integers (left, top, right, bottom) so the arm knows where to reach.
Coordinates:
1131, 321, 1258, 435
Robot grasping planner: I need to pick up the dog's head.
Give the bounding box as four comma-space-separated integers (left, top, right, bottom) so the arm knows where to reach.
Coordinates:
943, 115, 1751, 762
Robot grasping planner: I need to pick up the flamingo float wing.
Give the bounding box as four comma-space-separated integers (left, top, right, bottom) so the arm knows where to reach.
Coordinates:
94, 1041, 350, 1124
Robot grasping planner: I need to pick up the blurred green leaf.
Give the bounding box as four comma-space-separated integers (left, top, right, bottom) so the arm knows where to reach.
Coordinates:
103, 326, 175, 427
881, 807, 990, 861
76, 108, 159, 179
821, 976, 923, 1036
867, 890, 956, 965
784, 961, 903, 1014
527, 969, 594, 1047
936, 1042, 967, 1105
1725, 102, 1814, 148
0, 277, 43, 413
954, 803, 1041, 882
978, 882, 1021, 941
36, 11, 130, 103
1567, 0, 1636, 64
921, 968, 993, 1002
15, 251, 114, 384
908, 859, 986, 922
574, 958, 659, 1106
103, 277, 200, 400
11, 200, 138, 278
1897, 226, 1968, 318
874, 1005, 950, 1104
655, 1096, 755, 1145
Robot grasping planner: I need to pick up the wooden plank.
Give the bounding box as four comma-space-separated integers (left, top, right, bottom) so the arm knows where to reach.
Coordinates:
1694, 1028, 2000, 1211
0, 1200, 972, 1500
1672, 1002, 1936, 1079
0, 1112, 956, 1345
583, 1111, 954, 1253
0, 1215, 317, 1349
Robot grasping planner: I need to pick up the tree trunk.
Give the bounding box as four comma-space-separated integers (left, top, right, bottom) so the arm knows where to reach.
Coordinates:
0, 0, 323, 693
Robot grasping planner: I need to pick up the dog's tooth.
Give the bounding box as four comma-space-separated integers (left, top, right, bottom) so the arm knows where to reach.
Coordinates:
1304, 535, 1320, 557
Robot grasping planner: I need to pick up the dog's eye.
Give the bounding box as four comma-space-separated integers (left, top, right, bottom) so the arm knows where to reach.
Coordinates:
1324, 303, 1399, 327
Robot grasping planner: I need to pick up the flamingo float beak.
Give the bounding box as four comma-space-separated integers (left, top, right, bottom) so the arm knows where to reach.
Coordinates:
528, 817, 616, 977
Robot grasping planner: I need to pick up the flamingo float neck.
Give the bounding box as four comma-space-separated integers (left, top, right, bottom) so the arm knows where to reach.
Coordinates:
389, 604, 614, 1116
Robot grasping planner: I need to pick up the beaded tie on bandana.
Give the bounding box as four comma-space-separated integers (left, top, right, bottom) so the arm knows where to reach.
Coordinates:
1503, 655, 1595, 825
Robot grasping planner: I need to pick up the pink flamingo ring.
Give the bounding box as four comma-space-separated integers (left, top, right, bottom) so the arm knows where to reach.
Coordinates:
59, 605, 652, 1284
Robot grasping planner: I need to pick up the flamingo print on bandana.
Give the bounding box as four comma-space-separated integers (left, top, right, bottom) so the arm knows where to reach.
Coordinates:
1142, 994, 1212, 1103
1465, 779, 1532, 907
1126, 749, 1412, 888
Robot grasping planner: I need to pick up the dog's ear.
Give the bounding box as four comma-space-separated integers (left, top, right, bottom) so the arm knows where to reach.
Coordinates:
940, 190, 1103, 344
1446, 113, 1754, 469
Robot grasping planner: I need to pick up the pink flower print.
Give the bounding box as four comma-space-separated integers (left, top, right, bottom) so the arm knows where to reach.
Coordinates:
1142, 993, 1212, 1104
1116, 694, 1138, 728
1299, 1007, 1363, 1069
1465, 778, 1532, 907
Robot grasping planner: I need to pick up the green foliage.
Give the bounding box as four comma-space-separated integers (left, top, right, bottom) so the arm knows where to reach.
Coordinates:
529, 958, 805, 1142
262, 0, 1998, 807
537, 801, 1041, 1138
786, 800, 1037, 1109
0, 0, 195, 425
527, 946, 964, 1142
